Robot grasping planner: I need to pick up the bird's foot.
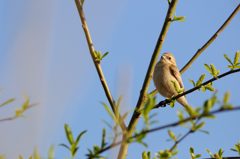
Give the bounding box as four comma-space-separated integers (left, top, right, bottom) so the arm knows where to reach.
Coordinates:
158, 101, 167, 107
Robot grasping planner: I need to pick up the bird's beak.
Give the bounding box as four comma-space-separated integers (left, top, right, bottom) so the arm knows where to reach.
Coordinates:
161, 55, 167, 62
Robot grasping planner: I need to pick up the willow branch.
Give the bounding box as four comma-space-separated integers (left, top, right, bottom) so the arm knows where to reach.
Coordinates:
74, 1, 126, 131
148, 4, 240, 97
154, 69, 240, 108
117, 1, 179, 158
87, 106, 240, 158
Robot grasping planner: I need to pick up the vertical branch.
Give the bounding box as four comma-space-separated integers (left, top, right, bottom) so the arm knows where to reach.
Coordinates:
74, 0, 127, 131
117, 1, 178, 159
148, 4, 240, 97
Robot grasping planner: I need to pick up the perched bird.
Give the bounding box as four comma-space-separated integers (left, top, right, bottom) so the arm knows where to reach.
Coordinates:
153, 53, 195, 120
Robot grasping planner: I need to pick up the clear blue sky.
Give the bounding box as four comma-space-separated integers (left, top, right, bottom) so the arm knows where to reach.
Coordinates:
0, 0, 240, 159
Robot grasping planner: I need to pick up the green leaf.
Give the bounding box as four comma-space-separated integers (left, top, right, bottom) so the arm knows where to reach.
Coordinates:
19, 155, 23, 159
190, 147, 194, 154
223, 54, 233, 65
188, 79, 195, 87
230, 148, 237, 152
203, 114, 216, 119
173, 16, 186, 22
48, 145, 55, 159
198, 129, 210, 134
0, 98, 15, 107
196, 74, 206, 87
172, 149, 179, 156
59, 143, 70, 150
205, 149, 212, 157
210, 63, 217, 76
94, 50, 98, 58
218, 148, 224, 157
223, 91, 230, 104
234, 66, 240, 69
98, 51, 102, 59
80, 0, 85, 6
195, 154, 202, 158
102, 52, 109, 59
64, 123, 74, 145
234, 50, 239, 65
75, 130, 87, 147
101, 102, 117, 123
205, 86, 215, 91
195, 122, 205, 131
171, 80, 179, 92
170, 99, 176, 108
168, 130, 177, 141
204, 64, 212, 74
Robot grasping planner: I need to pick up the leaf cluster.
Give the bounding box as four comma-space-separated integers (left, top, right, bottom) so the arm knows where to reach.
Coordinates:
141, 96, 158, 130
206, 148, 224, 159
204, 63, 220, 78
167, 130, 182, 142
230, 141, 240, 155
94, 50, 109, 63
0, 89, 37, 122
223, 50, 240, 70
188, 74, 215, 92
189, 147, 201, 159
155, 148, 178, 159
59, 124, 87, 159
172, 10, 186, 22
86, 128, 107, 159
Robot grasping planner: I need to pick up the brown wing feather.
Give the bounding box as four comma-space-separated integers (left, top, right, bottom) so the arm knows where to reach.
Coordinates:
169, 64, 184, 88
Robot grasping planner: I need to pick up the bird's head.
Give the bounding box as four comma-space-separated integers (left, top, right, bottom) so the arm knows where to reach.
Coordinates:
160, 52, 177, 66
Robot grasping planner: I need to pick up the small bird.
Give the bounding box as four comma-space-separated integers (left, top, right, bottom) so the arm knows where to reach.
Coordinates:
153, 53, 195, 120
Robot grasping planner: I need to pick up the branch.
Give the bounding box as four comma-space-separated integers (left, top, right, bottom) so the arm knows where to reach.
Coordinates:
0, 117, 15, 122
74, 0, 127, 131
154, 69, 240, 108
117, 1, 179, 158
87, 106, 240, 158
148, 4, 240, 97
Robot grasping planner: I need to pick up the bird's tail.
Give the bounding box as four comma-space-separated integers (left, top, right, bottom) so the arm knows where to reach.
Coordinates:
177, 97, 196, 121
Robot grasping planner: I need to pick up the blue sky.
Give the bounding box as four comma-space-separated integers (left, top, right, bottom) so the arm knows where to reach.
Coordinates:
0, 0, 240, 159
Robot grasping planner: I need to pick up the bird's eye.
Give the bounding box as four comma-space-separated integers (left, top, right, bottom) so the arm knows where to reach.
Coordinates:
168, 57, 171, 60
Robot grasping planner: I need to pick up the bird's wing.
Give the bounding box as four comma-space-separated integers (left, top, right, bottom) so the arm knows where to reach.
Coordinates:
169, 64, 184, 88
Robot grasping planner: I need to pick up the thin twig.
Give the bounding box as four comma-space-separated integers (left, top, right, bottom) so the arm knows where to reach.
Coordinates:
148, 4, 240, 97
87, 106, 240, 158
169, 130, 192, 152
0, 117, 14, 122
153, 69, 240, 108
74, 0, 127, 131
117, 1, 179, 158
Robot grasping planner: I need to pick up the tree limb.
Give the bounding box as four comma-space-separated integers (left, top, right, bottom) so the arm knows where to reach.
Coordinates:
116, 1, 179, 158
74, 0, 127, 131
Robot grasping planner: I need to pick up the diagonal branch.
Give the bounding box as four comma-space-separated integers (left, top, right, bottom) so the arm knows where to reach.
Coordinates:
117, 1, 179, 158
74, 1, 127, 131
154, 69, 240, 108
148, 4, 240, 97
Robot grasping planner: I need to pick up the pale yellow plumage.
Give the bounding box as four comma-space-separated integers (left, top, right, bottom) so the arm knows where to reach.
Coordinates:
153, 53, 194, 119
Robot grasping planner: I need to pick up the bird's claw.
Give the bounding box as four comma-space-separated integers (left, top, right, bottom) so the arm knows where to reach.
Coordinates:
159, 101, 166, 107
